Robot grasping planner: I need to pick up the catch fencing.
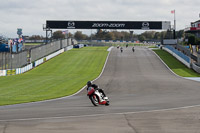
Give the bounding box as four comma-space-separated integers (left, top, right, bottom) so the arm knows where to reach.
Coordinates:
175, 44, 191, 57
0, 51, 27, 70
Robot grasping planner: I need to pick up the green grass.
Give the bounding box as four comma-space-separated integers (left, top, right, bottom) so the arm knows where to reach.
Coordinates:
0, 47, 108, 106
24, 43, 43, 45
79, 42, 149, 47
153, 49, 200, 77
148, 46, 158, 48
110, 43, 148, 47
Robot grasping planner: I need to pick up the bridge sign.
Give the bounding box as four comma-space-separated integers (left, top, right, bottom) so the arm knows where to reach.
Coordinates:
46, 20, 170, 30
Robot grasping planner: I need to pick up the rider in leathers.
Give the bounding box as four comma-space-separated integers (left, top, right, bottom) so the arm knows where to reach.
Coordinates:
86, 81, 106, 97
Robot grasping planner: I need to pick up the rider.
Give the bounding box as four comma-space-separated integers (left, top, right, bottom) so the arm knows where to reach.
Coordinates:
132, 46, 134, 52
87, 81, 106, 97
120, 47, 123, 53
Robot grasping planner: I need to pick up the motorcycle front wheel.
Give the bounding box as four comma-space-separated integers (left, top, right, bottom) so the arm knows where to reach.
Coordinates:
90, 94, 99, 106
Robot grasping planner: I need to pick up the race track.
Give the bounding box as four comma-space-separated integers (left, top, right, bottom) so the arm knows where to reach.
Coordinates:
1, 46, 200, 133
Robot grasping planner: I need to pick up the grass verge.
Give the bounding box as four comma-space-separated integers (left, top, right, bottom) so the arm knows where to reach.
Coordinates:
148, 46, 158, 48
0, 47, 108, 106
153, 49, 200, 77
24, 43, 43, 45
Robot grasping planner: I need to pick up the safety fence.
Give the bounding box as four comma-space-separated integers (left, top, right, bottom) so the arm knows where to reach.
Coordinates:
0, 38, 74, 76
175, 44, 191, 57
0, 51, 28, 70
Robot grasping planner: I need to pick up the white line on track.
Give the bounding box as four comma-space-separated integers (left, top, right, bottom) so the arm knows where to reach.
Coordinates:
1, 104, 200, 122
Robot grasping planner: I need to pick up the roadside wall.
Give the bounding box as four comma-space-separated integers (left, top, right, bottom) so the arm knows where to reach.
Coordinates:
163, 45, 191, 68
191, 63, 200, 73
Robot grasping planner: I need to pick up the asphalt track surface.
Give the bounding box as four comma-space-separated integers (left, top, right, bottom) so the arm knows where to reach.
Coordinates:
1, 46, 200, 133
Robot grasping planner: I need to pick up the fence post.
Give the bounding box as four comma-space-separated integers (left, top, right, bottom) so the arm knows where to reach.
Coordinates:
10, 53, 12, 70
197, 52, 200, 66
60, 39, 62, 49
5, 53, 7, 70
67, 38, 69, 46
0, 53, 2, 70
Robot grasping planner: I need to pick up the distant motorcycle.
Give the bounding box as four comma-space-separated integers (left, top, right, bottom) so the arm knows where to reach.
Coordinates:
120, 47, 123, 53
132, 47, 134, 52
87, 87, 110, 106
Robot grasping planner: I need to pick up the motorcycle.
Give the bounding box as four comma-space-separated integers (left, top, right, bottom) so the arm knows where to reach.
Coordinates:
87, 87, 110, 106
132, 47, 134, 52
120, 47, 123, 53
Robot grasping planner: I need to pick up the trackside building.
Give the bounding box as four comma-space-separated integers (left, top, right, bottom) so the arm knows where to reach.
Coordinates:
185, 20, 200, 38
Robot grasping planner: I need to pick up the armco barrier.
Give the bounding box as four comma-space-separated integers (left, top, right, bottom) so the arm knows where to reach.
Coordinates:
0, 70, 6, 76
163, 46, 191, 68
16, 64, 33, 75
64, 45, 73, 51
46, 49, 64, 61
191, 63, 200, 73
34, 58, 44, 67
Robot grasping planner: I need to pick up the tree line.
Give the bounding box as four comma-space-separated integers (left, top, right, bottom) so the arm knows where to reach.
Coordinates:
27, 29, 185, 42
72, 29, 185, 41
25, 29, 200, 45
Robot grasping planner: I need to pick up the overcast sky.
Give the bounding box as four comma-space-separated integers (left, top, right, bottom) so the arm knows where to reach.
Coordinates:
0, 0, 200, 38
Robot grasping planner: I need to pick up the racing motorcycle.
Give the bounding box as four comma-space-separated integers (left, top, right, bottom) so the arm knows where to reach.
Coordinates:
132, 47, 135, 52
87, 87, 110, 106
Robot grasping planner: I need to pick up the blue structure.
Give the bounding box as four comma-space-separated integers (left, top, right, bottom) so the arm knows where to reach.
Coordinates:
0, 37, 23, 52
165, 45, 190, 63
0, 44, 10, 52
0, 35, 9, 52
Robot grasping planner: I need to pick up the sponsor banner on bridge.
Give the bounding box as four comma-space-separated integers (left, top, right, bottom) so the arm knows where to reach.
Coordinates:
47, 21, 170, 30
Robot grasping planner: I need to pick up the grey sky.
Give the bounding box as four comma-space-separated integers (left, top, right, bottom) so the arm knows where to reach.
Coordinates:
0, 0, 200, 38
